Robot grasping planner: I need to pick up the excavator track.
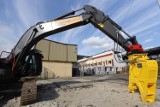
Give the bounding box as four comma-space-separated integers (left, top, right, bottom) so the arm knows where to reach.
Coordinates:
20, 79, 37, 105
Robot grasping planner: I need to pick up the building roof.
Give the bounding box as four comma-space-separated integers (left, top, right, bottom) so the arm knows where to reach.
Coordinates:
77, 55, 90, 60
144, 46, 160, 56
43, 38, 77, 46
92, 50, 113, 58
78, 50, 114, 62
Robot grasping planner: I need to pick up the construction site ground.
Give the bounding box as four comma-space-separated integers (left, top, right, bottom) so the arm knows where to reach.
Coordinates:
1, 74, 160, 107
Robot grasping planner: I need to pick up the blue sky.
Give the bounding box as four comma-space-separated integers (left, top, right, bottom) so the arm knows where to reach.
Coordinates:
0, 0, 160, 56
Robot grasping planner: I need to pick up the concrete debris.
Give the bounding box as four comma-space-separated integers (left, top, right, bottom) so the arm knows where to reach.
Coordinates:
61, 83, 93, 91
1, 74, 160, 107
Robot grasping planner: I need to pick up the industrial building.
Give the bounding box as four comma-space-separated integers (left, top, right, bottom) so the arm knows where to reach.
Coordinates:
78, 50, 126, 75
35, 39, 77, 78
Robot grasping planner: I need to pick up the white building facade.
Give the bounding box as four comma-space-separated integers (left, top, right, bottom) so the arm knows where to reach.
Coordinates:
78, 50, 126, 75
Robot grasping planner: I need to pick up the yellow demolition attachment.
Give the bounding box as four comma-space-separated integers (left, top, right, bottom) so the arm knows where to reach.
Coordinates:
128, 53, 158, 103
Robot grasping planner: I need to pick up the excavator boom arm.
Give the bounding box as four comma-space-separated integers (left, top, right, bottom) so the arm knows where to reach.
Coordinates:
9, 5, 143, 74
12, 15, 91, 73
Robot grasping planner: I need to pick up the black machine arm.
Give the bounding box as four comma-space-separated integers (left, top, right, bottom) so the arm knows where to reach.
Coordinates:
83, 5, 143, 53
8, 5, 143, 74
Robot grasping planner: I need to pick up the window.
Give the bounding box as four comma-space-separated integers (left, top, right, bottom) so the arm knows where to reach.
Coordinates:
94, 63, 97, 66
103, 61, 105, 66
105, 67, 107, 71
106, 60, 108, 65
91, 63, 93, 67
98, 67, 101, 71
108, 60, 112, 64
98, 61, 102, 65
118, 55, 121, 58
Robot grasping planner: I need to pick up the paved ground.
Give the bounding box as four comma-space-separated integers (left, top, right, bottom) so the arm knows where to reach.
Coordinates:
1, 74, 160, 107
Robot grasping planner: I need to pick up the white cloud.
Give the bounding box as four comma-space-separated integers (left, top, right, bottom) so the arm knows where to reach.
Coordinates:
82, 36, 113, 49
1, 0, 159, 56
88, 0, 114, 11
144, 46, 154, 50
131, 20, 160, 35
153, 32, 160, 35
113, 0, 152, 24
70, 0, 160, 55
12, 0, 45, 28
0, 24, 16, 52
143, 38, 153, 43
70, 0, 114, 11
60, 25, 88, 43
66, 0, 115, 45
78, 46, 94, 55
0, 0, 45, 53
126, 7, 160, 35
109, 0, 160, 40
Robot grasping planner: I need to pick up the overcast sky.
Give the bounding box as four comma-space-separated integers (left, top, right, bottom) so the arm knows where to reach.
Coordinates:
0, 0, 160, 56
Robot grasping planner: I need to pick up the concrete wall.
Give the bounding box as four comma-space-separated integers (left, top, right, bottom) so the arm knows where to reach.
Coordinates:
42, 61, 72, 78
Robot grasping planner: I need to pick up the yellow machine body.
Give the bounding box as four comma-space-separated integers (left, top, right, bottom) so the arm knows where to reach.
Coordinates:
128, 53, 158, 103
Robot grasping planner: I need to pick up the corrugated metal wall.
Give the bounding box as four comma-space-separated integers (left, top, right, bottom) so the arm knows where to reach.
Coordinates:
36, 39, 77, 62
36, 40, 49, 60
67, 45, 77, 62
49, 42, 67, 61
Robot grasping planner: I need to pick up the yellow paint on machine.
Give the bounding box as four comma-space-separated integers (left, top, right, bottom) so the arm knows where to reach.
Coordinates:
53, 16, 82, 27
128, 53, 158, 103
98, 23, 104, 28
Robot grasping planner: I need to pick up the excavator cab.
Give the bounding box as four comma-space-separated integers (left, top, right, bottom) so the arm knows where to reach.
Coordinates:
20, 49, 43, 76
0, 49, 43, 81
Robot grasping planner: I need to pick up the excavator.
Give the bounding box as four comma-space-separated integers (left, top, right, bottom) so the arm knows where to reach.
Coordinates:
0, 5, 158, 105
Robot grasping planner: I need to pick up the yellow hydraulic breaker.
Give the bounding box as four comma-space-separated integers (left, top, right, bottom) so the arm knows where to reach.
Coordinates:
128, 53, 158, 103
